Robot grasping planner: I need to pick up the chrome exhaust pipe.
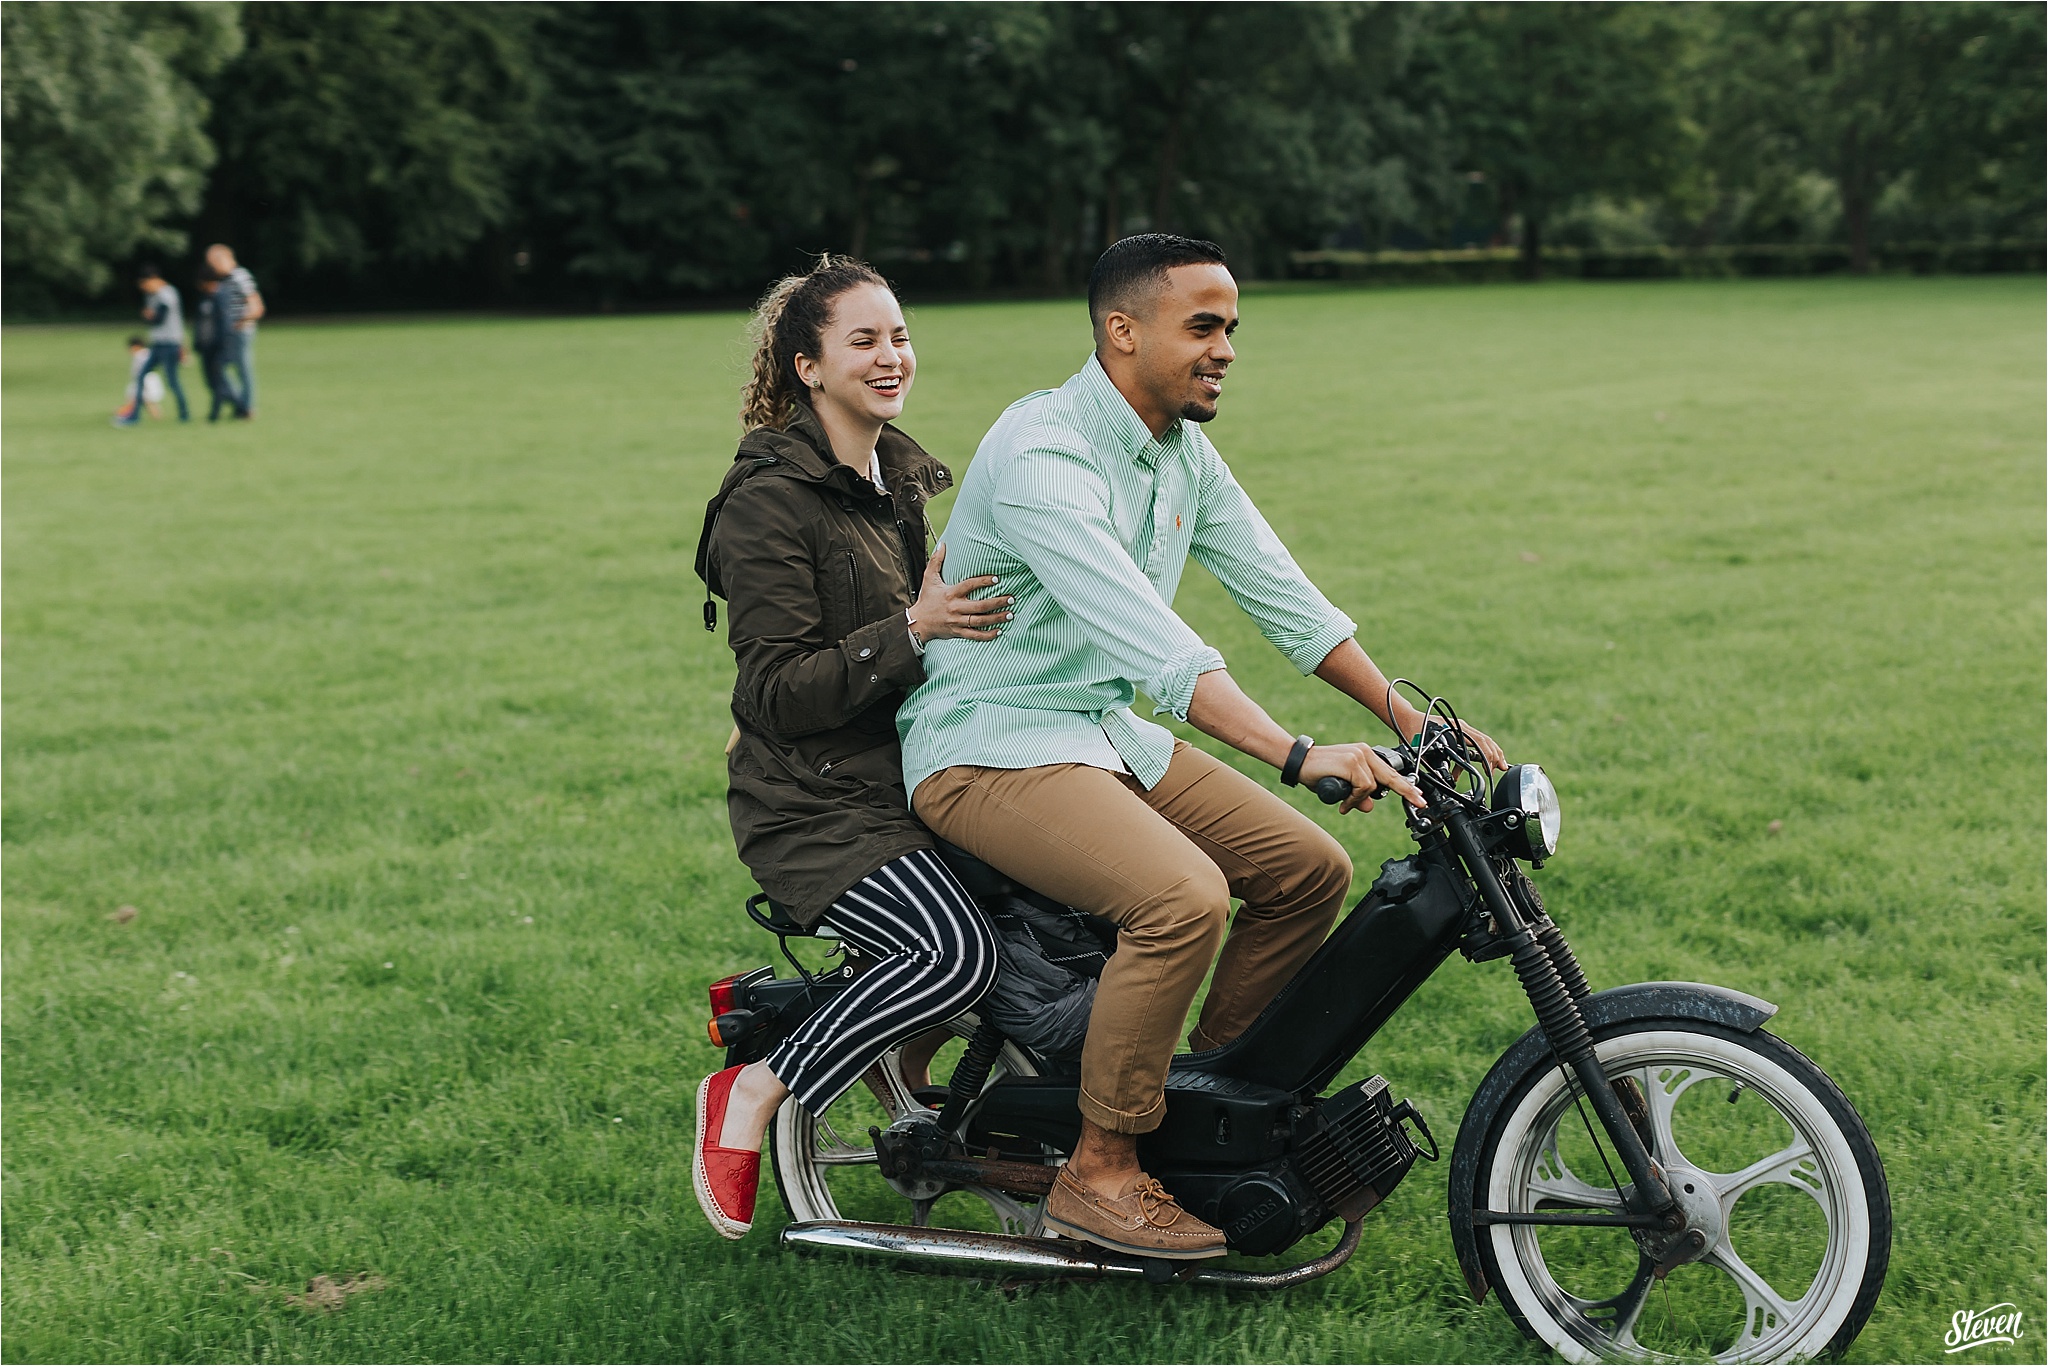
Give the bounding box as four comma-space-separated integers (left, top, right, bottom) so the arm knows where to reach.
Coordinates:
781, 1218, 1363, 1289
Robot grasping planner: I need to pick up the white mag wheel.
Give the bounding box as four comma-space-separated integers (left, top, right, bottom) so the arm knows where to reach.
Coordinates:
769, 1014, 1047, 1237
1476, 1023, 1890, 1364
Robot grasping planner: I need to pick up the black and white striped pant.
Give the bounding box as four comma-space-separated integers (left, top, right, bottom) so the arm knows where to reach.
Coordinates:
765, 849, 999, 1116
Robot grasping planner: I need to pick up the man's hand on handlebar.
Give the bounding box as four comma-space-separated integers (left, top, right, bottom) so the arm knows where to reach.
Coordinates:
1450, 721, 1508, 773
1296, 742, 1425, 815
1308, 642, 1508, 776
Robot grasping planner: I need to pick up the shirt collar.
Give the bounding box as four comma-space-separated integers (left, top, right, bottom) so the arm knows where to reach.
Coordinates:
1076, 354, 1182, 469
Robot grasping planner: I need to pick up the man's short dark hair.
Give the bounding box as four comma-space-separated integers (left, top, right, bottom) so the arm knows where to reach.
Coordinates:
136, 263, 162, 281
1088, 233, 1229, 338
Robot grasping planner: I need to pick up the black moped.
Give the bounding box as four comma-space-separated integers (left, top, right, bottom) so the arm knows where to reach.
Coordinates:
704, 693, 1891, 1364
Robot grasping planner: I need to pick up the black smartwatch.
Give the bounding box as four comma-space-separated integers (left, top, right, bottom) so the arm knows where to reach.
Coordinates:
1281, 734, 1314, 787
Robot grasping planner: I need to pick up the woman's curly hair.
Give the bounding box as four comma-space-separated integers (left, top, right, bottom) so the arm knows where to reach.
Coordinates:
740, 254, 891, 433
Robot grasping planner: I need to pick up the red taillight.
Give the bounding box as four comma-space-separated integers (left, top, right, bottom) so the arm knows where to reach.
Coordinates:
708, 974, 742, 1016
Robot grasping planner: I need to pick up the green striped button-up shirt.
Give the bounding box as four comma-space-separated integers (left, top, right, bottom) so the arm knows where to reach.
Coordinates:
898, 355, 1356, 799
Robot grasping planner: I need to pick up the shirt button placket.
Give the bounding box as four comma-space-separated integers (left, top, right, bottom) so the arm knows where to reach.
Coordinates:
1146, 460, 1177, 581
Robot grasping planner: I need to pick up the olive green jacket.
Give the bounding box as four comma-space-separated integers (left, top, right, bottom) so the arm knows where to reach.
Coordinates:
696, 409, 952, 925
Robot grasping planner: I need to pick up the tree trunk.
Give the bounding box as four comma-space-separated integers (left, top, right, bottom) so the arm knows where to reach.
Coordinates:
1040, 193, 1067, 291
849, 165, 872, 262
1150, 12, 1205, 232
1521, 211, 1544, 282
1151, 97, 1185, 232
1842, 124, 1871, 275
1845, 190, 1871, 275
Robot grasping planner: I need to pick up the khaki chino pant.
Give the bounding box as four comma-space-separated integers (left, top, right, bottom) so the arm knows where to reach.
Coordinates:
915, 741, 1351, 1134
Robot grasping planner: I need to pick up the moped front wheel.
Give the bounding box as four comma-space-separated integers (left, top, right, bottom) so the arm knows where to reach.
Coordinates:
768, 1014, 1048, 1237
1463, 1020, 1890, 1364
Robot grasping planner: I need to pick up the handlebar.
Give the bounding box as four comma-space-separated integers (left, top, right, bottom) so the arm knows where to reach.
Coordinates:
1310, 744, 1416, 806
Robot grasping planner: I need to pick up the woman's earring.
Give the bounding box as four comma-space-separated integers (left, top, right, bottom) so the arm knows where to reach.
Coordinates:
810, 378, 822, 389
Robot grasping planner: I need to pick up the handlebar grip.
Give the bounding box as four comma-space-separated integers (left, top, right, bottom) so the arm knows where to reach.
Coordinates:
1313, 776, 1353, 805
1313, 744, 1417, 805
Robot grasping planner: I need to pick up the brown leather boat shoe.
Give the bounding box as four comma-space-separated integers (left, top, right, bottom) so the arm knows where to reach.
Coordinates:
1042, 1167, 1227, 1260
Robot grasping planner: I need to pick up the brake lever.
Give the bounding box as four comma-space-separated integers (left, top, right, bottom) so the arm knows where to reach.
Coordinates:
1312, 745, 1416, 806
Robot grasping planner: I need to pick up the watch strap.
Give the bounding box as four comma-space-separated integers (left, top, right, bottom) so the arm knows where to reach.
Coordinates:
1281, 735, 1314, 787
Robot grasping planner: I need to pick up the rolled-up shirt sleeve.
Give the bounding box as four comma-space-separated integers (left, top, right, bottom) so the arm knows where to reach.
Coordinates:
995, 444, 1224, 720
1190, 455, 1356, 675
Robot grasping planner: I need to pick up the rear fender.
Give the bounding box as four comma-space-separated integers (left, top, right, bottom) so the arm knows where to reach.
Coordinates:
1447, 982, 1779, 1302
724, 967, 856, 1067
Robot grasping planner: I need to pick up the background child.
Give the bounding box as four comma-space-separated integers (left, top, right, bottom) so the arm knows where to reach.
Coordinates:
113, 264, 190, 427
115, 336, 166, 420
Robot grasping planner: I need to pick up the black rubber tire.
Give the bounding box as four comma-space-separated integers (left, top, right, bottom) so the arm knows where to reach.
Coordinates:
1453, 1018, 1891, 1363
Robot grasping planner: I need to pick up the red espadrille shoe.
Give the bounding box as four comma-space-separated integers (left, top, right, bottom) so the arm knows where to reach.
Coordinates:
693, 1065, 761, 1239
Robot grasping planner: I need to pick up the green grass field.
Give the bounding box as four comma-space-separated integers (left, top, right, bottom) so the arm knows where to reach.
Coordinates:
5, 277, 2042, 1363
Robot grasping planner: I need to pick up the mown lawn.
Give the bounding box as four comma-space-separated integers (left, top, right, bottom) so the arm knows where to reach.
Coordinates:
4, 277, 2042, 1363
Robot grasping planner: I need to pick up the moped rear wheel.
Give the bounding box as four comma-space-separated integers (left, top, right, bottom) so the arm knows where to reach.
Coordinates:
768, 1014, 1048, 1237
1467, 1020, 1889, 1364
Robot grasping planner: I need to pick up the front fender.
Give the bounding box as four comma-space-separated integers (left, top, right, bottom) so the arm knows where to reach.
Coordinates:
1576, 980, 1777, 1035
1446, 981, 1779, 1302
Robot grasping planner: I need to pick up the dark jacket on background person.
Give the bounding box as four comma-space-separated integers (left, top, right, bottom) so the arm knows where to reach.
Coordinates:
192, 290, 218, 352
696, 407, 952, 926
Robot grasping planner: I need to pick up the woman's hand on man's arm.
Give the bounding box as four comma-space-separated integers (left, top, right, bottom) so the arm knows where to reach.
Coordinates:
907, 543, 1011, 645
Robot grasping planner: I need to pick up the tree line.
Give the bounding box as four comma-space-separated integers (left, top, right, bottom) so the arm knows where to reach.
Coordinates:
4, 1, 2040, 314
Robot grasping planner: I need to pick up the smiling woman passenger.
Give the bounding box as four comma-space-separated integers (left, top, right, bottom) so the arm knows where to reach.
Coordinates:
689, 256, 1013, 1239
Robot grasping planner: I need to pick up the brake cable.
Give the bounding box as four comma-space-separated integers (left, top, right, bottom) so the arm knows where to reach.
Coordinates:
1558, 1054, 1630, 1212
1390, 681, 1635, 1221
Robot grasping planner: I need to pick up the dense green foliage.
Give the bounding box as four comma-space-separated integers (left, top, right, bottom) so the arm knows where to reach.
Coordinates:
1704, 3, 2048, 270
204, 3, 539, 281
0, 1, 241, 301
2, 1, 2040, 309
1421, 3, 1694, 276
5, 279, 2043, 1361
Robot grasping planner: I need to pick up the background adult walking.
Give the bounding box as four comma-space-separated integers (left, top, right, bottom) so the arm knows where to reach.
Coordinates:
113, 264, 188, 426
190, 269, 234, 422
206, 243, 263, 419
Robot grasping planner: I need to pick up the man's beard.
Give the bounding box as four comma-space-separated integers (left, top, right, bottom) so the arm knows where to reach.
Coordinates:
1179, 399, 1218, 423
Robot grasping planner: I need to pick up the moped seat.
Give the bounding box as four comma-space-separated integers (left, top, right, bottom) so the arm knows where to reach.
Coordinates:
935, 840, 1019, 901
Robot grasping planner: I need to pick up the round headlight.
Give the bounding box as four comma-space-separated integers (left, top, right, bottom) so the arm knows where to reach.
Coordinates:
1491, 763, 1562, 861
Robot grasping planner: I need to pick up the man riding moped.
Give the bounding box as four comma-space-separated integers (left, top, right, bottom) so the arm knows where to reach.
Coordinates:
899, 233, 1505, 1261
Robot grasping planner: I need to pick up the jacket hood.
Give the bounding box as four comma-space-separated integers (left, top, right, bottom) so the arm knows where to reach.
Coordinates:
695, 410, 952, 600
737, 407, 951, 494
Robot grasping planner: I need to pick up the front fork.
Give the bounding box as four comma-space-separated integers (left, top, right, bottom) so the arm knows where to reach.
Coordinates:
1440, 809, 1679, 1220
